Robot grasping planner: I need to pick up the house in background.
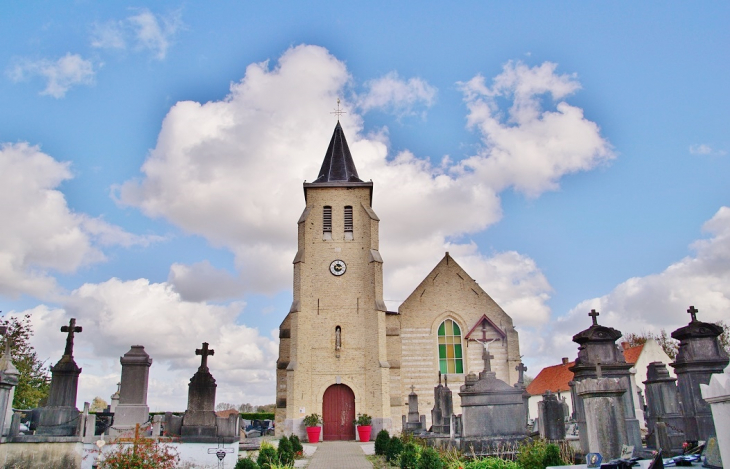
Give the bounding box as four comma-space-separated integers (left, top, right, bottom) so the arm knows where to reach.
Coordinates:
526, 338, 674, 430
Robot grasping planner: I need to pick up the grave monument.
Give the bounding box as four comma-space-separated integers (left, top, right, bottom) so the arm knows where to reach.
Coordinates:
109, 345, 153, 437
643, 361, 684, 454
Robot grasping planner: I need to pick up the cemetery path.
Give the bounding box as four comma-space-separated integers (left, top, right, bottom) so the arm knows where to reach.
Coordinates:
305, 441, 373, 468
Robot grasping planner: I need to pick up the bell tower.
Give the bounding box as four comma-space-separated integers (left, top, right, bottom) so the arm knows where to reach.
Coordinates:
276, 122, 391, 439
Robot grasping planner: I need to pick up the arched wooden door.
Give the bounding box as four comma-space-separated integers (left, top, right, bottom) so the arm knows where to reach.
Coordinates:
322, 384, 355, 440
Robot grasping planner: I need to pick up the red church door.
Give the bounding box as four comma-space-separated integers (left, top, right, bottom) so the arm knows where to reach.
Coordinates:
322, 384, 356, 440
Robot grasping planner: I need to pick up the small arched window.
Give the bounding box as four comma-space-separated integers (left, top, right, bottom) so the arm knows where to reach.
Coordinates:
438, 319, 463, 374
323, 206, 332, 240
344, 206, 353, 240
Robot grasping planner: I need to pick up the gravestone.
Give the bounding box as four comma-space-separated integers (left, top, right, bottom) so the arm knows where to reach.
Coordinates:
515, 362, 530, 425
575, 375, 628, 460
700, 363, 730, 465
538, 391, 566, 440
643, 361, 684, 454
431, 372, 453, 434
402, 385, 426, 434
569, 310, 642, 452
181, 342, 218, 440
109, 345, 153, 437
458, 340, 527, 450
0, 326, 20, 436
670, 306, 729, 442
36, 318, 83, 436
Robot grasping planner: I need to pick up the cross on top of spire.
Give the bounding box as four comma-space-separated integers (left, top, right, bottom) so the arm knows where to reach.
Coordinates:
61, 318, 82, 357
687, 305, 699, 322
330, 98, 346, 121
196, 342, 215, 370
588, 309, 600, 326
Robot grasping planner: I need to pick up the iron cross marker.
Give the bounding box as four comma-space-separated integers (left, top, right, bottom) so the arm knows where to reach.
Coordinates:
61, 318, 82, 357
196, 342, 215, 369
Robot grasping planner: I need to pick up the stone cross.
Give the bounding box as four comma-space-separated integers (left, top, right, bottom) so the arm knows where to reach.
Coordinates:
516, 362, 528, 385
195, 342, 215, 370
589, 309, 600, 326
61, 318, 82, 357
596, 361, 602, 378
482, 346, 494, 373
410, 384, 415, 394
687, 305, 698, 322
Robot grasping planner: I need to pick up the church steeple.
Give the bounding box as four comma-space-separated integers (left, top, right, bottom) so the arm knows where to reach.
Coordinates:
313, 122, 363, 183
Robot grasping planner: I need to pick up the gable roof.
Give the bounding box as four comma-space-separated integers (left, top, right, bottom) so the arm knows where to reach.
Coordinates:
526, 360, 575, 396
312, 122, 363, 183
464, 314, 507, 340
622, 343, 644, 364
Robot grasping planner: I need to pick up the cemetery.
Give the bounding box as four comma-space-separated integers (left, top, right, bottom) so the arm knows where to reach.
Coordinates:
0, 303, 726, 468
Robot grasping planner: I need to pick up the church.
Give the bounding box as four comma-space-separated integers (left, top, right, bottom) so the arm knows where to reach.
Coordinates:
275, 122, 521, 439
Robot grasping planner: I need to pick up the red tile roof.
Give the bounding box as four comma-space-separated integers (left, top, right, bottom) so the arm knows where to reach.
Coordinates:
622, 344, 644, 364
526, 361, 575, 396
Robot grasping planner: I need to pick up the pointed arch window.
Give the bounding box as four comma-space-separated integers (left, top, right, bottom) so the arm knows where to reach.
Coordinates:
438, 319, 464, 374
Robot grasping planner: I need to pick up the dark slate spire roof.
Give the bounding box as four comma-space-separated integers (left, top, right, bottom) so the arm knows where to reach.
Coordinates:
313, 122, 363, 183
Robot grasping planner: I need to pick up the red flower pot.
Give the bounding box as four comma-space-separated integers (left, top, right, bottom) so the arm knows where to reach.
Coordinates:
306, 426, 321, 443
356, 425, 372, 442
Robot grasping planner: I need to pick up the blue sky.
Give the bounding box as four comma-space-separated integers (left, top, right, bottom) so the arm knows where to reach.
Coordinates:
1, 2, 728, 409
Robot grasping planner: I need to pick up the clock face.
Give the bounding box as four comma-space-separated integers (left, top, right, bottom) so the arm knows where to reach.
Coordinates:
329, 259, 347, 276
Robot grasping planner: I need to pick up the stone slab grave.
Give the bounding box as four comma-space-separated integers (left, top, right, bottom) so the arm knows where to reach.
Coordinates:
108, 345, 153, 438
430, 372, 453, 435
402, 384, 426, 434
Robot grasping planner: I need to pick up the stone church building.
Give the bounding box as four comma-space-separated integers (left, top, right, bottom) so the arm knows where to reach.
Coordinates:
276, 123, 521, 439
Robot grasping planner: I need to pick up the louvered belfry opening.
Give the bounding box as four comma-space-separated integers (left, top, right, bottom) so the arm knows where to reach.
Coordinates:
344, 206, 353, 232
323, 206, 332, 233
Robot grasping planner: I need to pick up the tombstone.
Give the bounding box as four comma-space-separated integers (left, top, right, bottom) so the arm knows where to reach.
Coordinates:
109, 345, 153, 437
575, 376, 628, 460
700, 363, 730, 466
458, 340, 527, 450
36, 318, 83, 436
538, 391, 566, 440
0, 326, 20, 436
402, 385, 425, 434
569, 310, 642, 452
109, 382, 121, 413
181, 342, 218, 440
515, 362, 531, 425
670, 306, 729, 442
431, 372, 453, 434
643, 361, 684, 454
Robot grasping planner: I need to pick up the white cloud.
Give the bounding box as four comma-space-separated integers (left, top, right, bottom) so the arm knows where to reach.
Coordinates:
119, 45, 608, 330
7, 53, 95, 98
524, 206, 730, 370
168, 261, 245, 302
457, 61, 614, 197
689, 144, 726, 156
13, 278, 278, 410
91, 9, 182, 60
0, 143, 156, 298
357, 72, 437, 116
90, 21, 127, 50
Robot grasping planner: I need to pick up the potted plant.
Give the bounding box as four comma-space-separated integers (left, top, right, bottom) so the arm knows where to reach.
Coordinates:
354, 413, 372, 442
302, 413, 322, 443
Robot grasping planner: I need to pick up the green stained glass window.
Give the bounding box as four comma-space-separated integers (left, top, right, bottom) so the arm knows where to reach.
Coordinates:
437, 319, 464, 376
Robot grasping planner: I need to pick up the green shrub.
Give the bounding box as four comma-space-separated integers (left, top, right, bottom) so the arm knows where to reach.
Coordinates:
235, 457, 260, 469
386, 436, 404, 462
464, 458, 521, 469
241, 412, 276, 420
400, 442, 420, 469
257, 441, 278, 469
418, 447, 444, 469
289, 434, 303, 455
375, 429, 390, 456
277, 436, 294, 466
543, 444, 564, 467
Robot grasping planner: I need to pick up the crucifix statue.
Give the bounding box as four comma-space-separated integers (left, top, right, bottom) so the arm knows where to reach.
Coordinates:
687, 305, 699, 322
476, 338, 496, 373
588, 309, 600, 326
515, 362, 528, 386
196, 342, 215, 370
61, 318, 82, 357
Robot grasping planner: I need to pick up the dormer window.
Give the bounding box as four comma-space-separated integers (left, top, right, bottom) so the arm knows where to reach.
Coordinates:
344, 206, 353, 240
323, 206, 332, 240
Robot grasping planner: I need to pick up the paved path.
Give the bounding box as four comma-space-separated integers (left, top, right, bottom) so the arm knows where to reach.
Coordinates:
305, 441, 373, 468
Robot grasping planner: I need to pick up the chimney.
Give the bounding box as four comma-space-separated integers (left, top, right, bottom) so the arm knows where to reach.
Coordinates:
562, 357, 569, 365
